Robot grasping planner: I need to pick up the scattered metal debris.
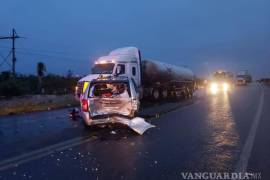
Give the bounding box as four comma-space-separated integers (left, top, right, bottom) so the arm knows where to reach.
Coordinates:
112, 116, 155, 135
127, 117, 155, 135
110, 130, 116, 135
69, 108, 80, 120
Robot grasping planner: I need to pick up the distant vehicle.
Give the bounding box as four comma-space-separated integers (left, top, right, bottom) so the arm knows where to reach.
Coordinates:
208, 70, 234, 94
236, 70, 252, 83
236, 77, 247, 86
258, 78, 270, 85
75, 47, 196, 126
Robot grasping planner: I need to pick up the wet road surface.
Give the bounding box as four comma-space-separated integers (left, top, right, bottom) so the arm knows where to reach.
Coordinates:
0, 83, 269, 180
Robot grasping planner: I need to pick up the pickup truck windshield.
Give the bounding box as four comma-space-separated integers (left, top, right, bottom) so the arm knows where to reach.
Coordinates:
91, 63, 115, 74
89, 82, 131, 98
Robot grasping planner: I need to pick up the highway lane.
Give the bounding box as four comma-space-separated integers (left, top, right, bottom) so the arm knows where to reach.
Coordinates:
0, 99, 194, 161
248, 85, 270, 178
0, 83, 268, 180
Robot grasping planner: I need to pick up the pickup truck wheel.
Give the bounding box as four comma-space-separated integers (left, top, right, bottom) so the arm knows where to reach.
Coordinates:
83, 120, 90, 129
152, 88, 160, 100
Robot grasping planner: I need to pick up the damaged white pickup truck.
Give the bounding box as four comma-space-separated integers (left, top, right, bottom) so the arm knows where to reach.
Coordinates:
80, 76, 139, 124
79, 76, 154, 134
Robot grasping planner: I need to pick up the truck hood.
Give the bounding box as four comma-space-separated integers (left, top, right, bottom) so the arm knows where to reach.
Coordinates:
79, 74, 111, 82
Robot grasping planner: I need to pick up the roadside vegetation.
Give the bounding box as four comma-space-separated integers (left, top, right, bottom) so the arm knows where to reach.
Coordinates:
258, 78, 270, 85
0, 62, 80, 115
0, 71, 79, 97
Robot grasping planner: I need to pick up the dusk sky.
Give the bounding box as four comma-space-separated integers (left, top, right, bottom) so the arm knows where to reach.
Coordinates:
1, 0, 270, 78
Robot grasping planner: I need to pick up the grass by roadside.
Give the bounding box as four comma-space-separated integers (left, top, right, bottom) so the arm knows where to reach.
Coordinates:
0, 94, 79, 116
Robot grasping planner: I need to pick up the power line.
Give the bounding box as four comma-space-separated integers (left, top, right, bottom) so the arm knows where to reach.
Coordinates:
18, 46, 88, 57
0, 46, 10, 49
0, 51, 12, 68
0, 29, 22, 74
16, 50, 87, 61
0, 44, 90, 59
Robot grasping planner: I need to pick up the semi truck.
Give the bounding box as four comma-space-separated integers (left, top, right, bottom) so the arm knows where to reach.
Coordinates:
207, 70, 234, 94
75, 47, 196, 125
236, 70, 252, 84
76, 47, 195, 101
235, 77, 247, 86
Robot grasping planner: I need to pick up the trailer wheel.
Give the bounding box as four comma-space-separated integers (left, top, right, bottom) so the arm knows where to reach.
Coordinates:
184, 88, 190, 99
161, 89, 168, 99
152, 88, 160, 100
181, 91, 186, 99
189, 88, 194, 98
187, 88, 193, 98
186, 88, 192, 99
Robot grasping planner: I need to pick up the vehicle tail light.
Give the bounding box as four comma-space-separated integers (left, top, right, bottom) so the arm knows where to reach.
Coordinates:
81, 99, 88, 112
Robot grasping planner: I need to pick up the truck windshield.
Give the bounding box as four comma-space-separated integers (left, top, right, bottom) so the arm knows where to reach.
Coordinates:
213, 72, 226, 79
89, 82, 131, 98
91, 63, 115, 74
213, 72, 232, 81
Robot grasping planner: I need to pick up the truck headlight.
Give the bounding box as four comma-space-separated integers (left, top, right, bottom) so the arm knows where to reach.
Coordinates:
210, 82, 218, 94
222, 82, 229, 92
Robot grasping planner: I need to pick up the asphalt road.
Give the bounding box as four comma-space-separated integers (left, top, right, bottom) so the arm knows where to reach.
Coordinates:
0, 83, 269, 180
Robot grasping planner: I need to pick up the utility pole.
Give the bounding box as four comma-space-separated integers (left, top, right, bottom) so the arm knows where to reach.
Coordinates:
0, 28, 21, 74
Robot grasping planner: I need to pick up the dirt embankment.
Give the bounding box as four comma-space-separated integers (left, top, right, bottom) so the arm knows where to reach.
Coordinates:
0, 94, 79, 116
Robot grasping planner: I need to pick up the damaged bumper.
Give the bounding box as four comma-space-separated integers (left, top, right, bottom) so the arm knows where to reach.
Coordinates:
82, 111, 131, 125
81, 112, 154, 135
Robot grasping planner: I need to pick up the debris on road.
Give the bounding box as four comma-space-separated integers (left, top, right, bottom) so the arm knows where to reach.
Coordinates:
111, 116, 155, 135
84, 116, 155, 135
69, 108, 80, 120
110, 130, 116, 135
127, 117, 155, 135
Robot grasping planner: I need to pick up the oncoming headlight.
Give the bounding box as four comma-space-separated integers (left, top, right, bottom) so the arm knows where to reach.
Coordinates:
210, 82, 218, 94
222, 82, 229, 92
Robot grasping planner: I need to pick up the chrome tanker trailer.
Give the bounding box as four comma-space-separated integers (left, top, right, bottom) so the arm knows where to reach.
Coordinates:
141, 59, 195, 100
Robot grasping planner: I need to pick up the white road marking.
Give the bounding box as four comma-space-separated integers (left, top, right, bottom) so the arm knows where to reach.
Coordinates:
0, 135, 94, 171
235, 85, 264, 173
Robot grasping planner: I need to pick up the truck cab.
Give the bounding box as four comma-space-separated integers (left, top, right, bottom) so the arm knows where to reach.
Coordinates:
75, 47, 142, 100
236, 77, 247, 86
208, 70, 234, 94
236, 70, 252, 83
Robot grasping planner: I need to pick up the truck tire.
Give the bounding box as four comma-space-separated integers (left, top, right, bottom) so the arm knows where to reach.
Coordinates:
189, 88, 194, 98
152, 88, 160, 100
181, 91, 186, 99
186, 88, 192, 99
161, 89, 168, 99
184, 88, 190, 99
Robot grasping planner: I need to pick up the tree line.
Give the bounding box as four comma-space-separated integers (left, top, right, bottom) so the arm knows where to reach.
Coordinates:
0, 62, 80, 97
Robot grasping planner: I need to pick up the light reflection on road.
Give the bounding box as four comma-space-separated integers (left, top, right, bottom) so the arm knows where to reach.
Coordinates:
82, 134, 144, 179
201, 92, 240, 171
